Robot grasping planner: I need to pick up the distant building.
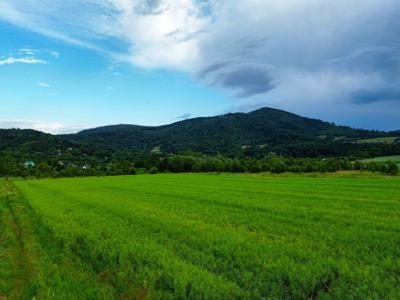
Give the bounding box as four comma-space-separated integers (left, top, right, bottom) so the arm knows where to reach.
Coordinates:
24, 160, 35, 168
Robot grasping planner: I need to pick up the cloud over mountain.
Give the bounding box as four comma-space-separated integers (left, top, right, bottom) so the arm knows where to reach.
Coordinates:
0, 57, 46, 65
1, 0, 399, 129
0, 120, 85, 134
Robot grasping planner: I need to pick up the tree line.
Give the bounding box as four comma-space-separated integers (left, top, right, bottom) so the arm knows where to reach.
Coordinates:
0, 151, 398, 178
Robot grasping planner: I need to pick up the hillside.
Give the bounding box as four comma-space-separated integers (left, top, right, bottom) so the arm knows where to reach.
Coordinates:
0, 129, 112, 162
64, 107, 394, 157
1, 108, 399, 161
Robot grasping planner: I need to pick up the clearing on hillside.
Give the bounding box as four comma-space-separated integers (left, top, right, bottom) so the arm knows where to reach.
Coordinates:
1, 174, 399, 299
362, 155, 400, 168
356, 136, 400, 144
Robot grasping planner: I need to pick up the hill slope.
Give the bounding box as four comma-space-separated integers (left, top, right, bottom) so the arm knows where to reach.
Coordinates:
0, 129, 112, 162
1, 108, 398, 160
64, 107, 390, 156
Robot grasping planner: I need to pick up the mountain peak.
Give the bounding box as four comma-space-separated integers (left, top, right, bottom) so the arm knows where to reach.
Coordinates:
63, 107, 391, 156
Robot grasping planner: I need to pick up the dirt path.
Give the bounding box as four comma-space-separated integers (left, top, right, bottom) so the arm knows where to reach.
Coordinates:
0, 180, 35, 299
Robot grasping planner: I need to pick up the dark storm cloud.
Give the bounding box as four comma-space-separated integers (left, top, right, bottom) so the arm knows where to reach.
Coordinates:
192, 1, 400, 129
197, 62, 230, 78
322, 46, 400, 75
236, 36, 270, 52
196, 1, 400, 107
351, 87, 400, 104
324, 46, 400, 104
199, 62, 276, 97
215, 66, 276, 97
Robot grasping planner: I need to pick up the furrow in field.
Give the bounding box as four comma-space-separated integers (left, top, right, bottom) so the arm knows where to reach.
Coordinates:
21, 178, 400, 246
79, 175, 400, 211
17, 182, 249, 298
16, 178, 400, 298
65, 178, 400, 231
18, 181, 345, 296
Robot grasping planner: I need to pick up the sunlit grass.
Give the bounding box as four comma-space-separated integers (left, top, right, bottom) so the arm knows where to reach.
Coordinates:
1, 174, 399, 299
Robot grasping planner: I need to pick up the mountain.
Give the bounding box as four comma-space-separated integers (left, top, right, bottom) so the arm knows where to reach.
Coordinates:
0, 129, 70, 157
1, 108, 398, 161
63, 107, 395, 157
0, 129, 112, 162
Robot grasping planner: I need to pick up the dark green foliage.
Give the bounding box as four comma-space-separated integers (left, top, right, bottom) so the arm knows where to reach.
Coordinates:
62, 107, 399, 157
1, 108, 399, 179
387, 162, 398, 175
1, 150, 399, 178
130, 167, 137, 175
0, 128, 115, 178
148, 167, 158, 174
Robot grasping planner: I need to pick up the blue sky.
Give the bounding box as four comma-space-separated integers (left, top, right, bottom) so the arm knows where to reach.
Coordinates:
0, 20, 228, 133
0, 0, 399, 133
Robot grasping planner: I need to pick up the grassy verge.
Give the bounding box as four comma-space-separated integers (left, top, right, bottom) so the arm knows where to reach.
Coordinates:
0, 178, 36, 299
0, 179, 117, 299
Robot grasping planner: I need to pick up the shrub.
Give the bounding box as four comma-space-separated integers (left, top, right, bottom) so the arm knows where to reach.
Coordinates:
130, 167, 137, 175
148, 167, 158, 174
386, 162, 398, 176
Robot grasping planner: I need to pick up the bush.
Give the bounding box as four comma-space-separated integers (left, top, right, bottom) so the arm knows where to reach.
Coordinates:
148, 167, 158, 174
386, 162, 398, 176
130, 167, 137, 175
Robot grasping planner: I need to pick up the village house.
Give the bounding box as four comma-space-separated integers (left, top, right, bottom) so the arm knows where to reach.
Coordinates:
24, 160, 35, 168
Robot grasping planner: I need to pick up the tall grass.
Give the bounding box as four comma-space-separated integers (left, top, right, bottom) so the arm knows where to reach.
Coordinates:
5, 174, 400, 299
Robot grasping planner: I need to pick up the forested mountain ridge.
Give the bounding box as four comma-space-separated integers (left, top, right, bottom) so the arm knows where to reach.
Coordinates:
0, 128, 112, 162
1, 107, 399, 161
63, 107, 396, 157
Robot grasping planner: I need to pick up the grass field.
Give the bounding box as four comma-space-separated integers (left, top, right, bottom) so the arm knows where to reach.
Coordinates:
362, 155, 400, 168
362, 155, 400, 163
356, 136, 400, 144
1, 174, 400, 299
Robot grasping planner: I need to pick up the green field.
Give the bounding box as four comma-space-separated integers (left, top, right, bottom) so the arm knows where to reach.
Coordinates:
362, 155, 400, 163
1, 174, 400, 299
362, 155, 400, 169
356, 136, 400, 144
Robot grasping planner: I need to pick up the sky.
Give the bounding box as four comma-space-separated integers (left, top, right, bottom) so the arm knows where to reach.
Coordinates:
0, 0, 399, 134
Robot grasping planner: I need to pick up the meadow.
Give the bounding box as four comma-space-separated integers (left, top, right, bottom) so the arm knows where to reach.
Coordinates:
1, 173, 400, 299
356, 136, 400, 144
362, 155, 400, 170
362, 155, 400, 164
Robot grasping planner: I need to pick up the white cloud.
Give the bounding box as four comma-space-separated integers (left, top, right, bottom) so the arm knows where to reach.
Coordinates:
0, 0, 212, 70
0, 120, 86, 134
37, 82, 51, 88
18, 48, 39, 55
0, 1, 110, 52
0, 57, 47, 65
119, 0, 212, 70
48, 50, 59, 58
17, 48, 60, 60
1, 0, 400, 129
